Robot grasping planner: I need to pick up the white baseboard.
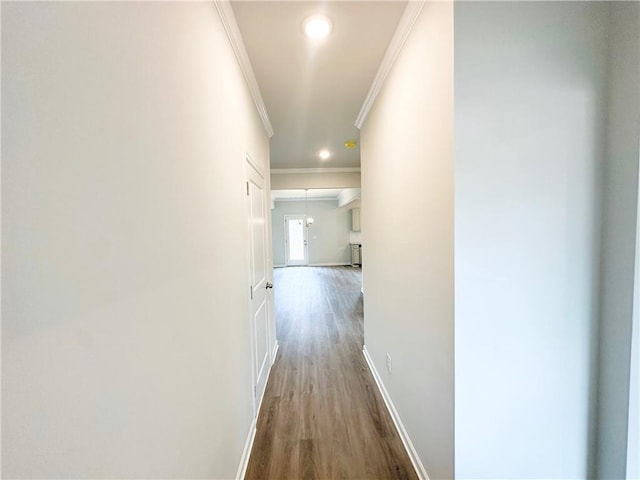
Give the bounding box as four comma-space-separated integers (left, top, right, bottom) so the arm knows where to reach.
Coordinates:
235, 416, 257, 480
236, 341, 279, 479
309, 262, 351, 267
362, 346, 430, 480
276, 263, 351, 268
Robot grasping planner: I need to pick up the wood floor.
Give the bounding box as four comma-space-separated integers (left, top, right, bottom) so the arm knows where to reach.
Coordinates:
245, 266, 417, 480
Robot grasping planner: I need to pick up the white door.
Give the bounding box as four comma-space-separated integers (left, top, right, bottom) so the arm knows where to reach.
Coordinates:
285, 215, 308, 266
247, 159, 270, 413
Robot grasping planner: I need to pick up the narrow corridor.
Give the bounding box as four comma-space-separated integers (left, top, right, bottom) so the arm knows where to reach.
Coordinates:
245, 266, 416, 479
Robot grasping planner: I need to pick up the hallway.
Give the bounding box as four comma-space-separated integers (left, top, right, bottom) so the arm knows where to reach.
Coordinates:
245, 267, 416, 479
4, 2, 639, 478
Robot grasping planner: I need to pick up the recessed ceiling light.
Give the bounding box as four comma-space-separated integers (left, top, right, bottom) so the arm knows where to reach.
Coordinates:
303, 15, 332, 39
318, 149, 331, 160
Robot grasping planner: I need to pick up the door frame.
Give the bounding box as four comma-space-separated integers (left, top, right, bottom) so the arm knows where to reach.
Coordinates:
284, 214, 309, 266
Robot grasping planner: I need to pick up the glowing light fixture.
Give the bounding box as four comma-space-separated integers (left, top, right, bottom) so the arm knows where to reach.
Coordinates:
318, 149, 331, 160
303, 15, 332, 39
305, 189, 314, 227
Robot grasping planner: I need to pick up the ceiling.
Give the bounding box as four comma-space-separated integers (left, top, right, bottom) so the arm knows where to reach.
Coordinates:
232, 1, 407, 169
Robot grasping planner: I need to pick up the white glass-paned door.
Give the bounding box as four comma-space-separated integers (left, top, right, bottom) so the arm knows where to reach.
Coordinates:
285, 216, 307, 266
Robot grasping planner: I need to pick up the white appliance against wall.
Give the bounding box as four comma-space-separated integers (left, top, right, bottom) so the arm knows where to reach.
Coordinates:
246, 156, 272, 415
284, 215, 308, 266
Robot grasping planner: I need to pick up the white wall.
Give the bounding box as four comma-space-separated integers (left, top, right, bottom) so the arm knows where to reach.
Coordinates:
360, 2, 454, 479
272, 200, 351, 267
454, 3, 610, 478
597, 3, 640, 479
271, 171, 360, 190
1, 2, 271, 478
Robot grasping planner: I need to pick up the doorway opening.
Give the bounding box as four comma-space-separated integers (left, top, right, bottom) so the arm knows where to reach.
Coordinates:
271, 188, 361, 269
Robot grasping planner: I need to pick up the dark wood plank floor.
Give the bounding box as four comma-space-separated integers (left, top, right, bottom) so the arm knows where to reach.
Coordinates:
245, 266, 417, 480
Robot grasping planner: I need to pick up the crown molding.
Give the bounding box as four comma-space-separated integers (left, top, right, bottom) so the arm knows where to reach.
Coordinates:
271, 167, 361, 175
354, 0, 425, 130
214, 1, 274, 138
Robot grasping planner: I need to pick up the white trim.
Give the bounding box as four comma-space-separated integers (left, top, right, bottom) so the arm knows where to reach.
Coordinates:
309, 262, 352, 267
274, 263, 352, 268
271, 167, 361, 175
214, 1, 274, 138
354, 1, 425, 129
274, 197, 340, 203
362, 346, 430, 480
235, 416, 257, 480
272, 341, 280, 363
